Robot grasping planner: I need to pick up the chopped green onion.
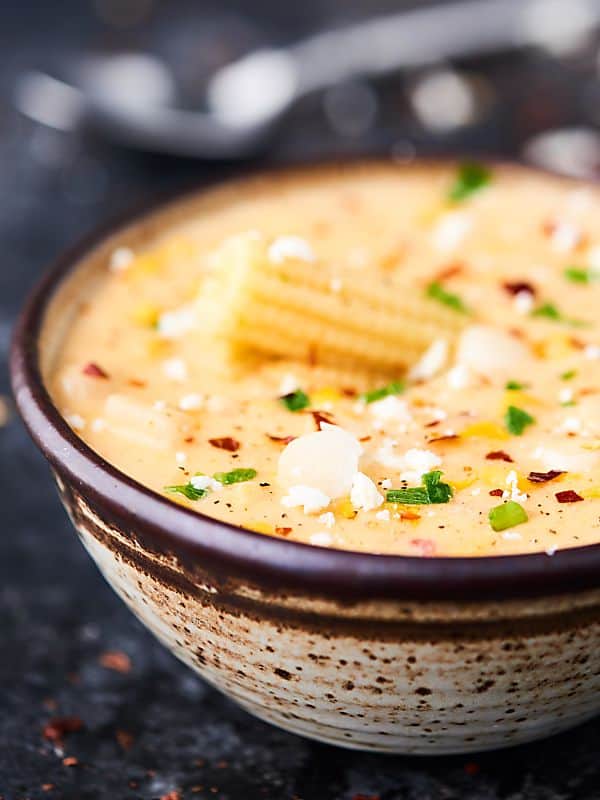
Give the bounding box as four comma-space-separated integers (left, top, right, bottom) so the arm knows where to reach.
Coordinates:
386, 470, 454, 505
361, 380, 405, 404
213, 468, 257, 485
448, 162, 491, 202
280, 389, 310, 412
422, 470, 454, 503
530, 302, 587, 327
560, 369, 577, 381
488, 500, 528, 532
505, 380, 527, 391
386, 487, 430, 505
426, 281, 470, 314
505, 405, 535, 436
164, 483, 207, 501
564, 266, 599, 284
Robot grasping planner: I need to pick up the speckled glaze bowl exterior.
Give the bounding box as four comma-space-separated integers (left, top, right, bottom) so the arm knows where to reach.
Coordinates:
11, 161, 600, 754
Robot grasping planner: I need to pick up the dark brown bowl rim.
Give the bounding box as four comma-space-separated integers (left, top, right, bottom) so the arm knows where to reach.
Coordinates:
10, 156, 600, 602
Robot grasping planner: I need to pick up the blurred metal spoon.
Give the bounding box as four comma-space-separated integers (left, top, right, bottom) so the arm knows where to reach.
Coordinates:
15, 0, 600, 159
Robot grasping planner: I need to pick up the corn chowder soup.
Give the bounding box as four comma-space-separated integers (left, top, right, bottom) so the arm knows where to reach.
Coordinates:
49, 163, 600, 557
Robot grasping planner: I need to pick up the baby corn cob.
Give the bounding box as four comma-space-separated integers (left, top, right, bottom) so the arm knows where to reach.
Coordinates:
198, 232, 467, 374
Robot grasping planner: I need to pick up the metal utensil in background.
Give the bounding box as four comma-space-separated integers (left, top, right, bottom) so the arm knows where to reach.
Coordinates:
14, 0, 600, 159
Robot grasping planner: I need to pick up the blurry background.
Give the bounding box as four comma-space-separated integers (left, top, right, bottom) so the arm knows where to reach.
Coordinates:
3, 1, 600, 797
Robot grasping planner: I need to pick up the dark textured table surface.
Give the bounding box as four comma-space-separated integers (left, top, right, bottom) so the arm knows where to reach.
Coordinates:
3, 2, 600, 798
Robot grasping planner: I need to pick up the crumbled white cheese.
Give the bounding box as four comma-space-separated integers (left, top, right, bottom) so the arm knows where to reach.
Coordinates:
281, 485, 331, 514
381, 478, 392, 490
432, 211, 471, 252
399, 448, 442, 484
533, 444, 597, 472
555, 415, 582, 434
502, 470, 528, 503
190, 475, 223, 492
162, 358, 188, 382
408, 339, 448, 382
559, 387, 574, 405
545, 544, 558, 556
66, 413, 85, 431
278, 426, 362, 498
501, 530, 522, 541
513, 290, 535, 315
549, 221, 581, 253
471, 487, 481, 496
318, 511, 336, 528
175, 451, 187, 466
178, 393, 203, 411
153, 400, 167, 411
268, 235, 315, 264
368, 395, 412, 430
109, 246, 134, 273
350, 472, 384, 512
584, 344, 600, 360
310, 531, 333, 546
157, 305, 196, 339
456, 325, 531, 376
278, 373, 300, 396
446, 363, 472, 390
375, 509, 391, 521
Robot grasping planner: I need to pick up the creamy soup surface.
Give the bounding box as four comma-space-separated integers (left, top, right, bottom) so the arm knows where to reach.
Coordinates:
49, 163, 600, 556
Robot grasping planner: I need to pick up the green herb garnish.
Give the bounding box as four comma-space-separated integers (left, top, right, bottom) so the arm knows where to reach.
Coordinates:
361, 380, 406, 404
561, 369, 577, 381
213, 468, 257, 485
164, 483, 207, 501
488, 500, 528, 532
530, 302, 587, 327
448, 162, 491, 202
505, 405, 535, 436
426, 281, 470, 314
564, 266, 599, 284
505, 380, 527, 391
386, 470, 454, 505
280, 389, 310, 412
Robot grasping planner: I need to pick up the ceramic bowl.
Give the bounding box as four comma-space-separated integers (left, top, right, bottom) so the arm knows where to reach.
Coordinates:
11, 162, 600, 754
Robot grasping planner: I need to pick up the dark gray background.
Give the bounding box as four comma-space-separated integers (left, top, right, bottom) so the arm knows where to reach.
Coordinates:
2, 1, 600, 797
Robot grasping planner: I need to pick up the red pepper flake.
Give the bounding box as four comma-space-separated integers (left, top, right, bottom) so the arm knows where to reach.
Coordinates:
209, 437, 240, 452
82, 362, 109, 379
99, 650, 132, 673
267, 434, 296, 445
489, 488, 504, 497
502, 281, 536, 297
435, 261, 465, 281
62, 756, 79, 767
486, 450, 514, 463
128, 378, 146, 388
42, 717, 83, 743
275, 527, 292, 536
464, 761, 480, 776
115, 729, 135, 751
425, 419, 441, 428
555, 490, 584, 503
410, 538, 436, 556
359, 435, 372, 442
184, 436, 195, 444
428, 434, 460, 444
569, 337, 586, 350
528, 470, 564, 483
342, 387, 358, 397
311, 410, 336, 429
402, 512, 422, 522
